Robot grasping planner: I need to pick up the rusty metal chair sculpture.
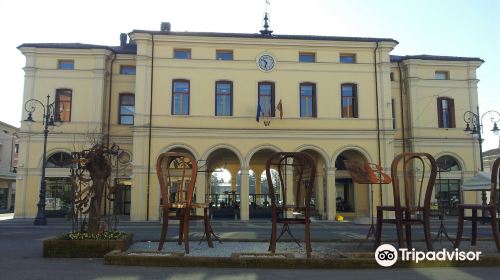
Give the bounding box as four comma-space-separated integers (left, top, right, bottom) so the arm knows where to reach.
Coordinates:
454, 157, 500, 252
344, 160, 391, 246
266, 152, 316, 258
374, 152, 438, 251
156, 152, 213, 253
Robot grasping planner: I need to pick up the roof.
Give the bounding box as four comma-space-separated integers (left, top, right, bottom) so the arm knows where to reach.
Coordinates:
130, 30, 399, 44
462, 172, 495, 191
483, 148, 500, 157
391, 54, 484, 63
17, 43, 137, 55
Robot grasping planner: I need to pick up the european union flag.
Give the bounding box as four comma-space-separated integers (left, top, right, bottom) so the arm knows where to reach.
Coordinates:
256, 102, 262, 122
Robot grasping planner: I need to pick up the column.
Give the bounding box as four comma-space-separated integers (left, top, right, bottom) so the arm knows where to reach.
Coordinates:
316, 171, 325, 217
196, 166, 207, 216
326, 167, 337, 220
285, 162, 294, 218
240, 168, 250, 221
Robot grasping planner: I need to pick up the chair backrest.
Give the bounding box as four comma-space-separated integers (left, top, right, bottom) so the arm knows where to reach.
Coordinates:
344, 160, 392, 184
491, 157, 500, 208
390, 152, 437, 212
156, 152, 198, 208
265, 152, 316, 211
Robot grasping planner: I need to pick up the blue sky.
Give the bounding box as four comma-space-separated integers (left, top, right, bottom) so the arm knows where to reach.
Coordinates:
1, 0, 498, 149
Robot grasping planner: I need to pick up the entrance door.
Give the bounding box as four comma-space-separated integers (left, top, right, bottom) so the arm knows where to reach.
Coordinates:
45, 178, 73, 217
436, 179, 461, 216
114, 179, 131, 215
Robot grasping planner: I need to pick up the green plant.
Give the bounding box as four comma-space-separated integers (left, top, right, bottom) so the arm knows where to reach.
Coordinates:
60, 231, 126, 240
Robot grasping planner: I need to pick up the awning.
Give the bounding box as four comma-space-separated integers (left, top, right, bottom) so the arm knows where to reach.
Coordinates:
462, 172, 498, 191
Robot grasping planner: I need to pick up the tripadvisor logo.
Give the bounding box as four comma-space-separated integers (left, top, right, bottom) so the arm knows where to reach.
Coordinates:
375, 244, 482, 267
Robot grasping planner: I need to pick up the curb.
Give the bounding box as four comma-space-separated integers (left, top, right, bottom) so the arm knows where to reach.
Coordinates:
104, 250, 500, 269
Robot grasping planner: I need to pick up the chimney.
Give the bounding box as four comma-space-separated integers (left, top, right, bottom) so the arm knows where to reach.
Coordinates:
120, 33, 128, 47
161, 22, 171, 32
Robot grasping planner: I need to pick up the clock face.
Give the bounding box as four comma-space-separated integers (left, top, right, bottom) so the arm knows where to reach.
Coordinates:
257, 54, 275, 72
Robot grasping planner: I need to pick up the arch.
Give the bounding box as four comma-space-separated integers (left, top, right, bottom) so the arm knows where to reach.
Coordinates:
294, 144, 331, 169
156, 143, 200, 161
201, 143, 244, 167
434, 152, 465, 171
40, 148, 73, 168
330, 145, 373, 168
244, 144, 282, 168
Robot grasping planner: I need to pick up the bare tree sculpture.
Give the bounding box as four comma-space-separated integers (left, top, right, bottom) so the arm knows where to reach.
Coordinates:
70, 143, 124, 233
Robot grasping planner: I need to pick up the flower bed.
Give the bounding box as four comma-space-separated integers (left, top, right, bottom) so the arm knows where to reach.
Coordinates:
43, 232, 133, 258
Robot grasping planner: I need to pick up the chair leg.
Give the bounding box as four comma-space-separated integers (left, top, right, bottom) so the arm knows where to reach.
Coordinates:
489, 208, 500, 253
405, 224, 412, 249
374, 209, 383, 250
423, 212, 433, 251
158, 208, 169, 251
203, 208, 214, 248
471, 209, 477, 246
305, 219, 312, 258
178, 219, 184, 245
454, 207, 465, 249
183, 211, 190, 254
269, 209, 277, 253
395, 211, 404, 248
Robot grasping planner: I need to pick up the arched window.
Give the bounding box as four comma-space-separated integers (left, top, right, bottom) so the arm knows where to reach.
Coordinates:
437, 155, 461, 171
46, 152, 72, 168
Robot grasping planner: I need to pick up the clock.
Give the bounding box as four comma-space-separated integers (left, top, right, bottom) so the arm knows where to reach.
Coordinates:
257, 54, 276, 72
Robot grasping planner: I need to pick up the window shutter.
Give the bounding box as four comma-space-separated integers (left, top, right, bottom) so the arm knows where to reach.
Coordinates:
448, 98, 455, 128
271, 83, 276, 117
353, 85, 358, 118
313, 86, 317, 118
437, 97, 443, 128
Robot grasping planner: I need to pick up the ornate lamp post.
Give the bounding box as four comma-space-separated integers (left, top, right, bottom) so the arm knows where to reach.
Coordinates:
463, 107, 500, 213
24, 95, 62, 225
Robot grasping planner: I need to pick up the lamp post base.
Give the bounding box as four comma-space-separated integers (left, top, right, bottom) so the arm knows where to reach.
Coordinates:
34, 216, 47, 225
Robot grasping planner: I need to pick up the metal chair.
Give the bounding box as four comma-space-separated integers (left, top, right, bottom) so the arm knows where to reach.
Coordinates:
374, 152, 438, 251
266, 152, 316, 258
156, 152, 213, 253
454, 157, 500, 252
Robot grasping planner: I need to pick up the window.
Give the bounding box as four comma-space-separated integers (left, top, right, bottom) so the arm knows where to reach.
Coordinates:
14, 143, 19, 154
46, 152, 72, 168
258, 82, 275, 117
436, 179, 461, 216
216, 50, 233, 60
437, 97, 455, 128
299, 52, 316, 63
341, 84, 358, 118
437, 156, 461, 171
390, 72, 395, 81
45, 178, 73, 216
120, 65, 136, 75
55, 89, 72, 122
58, 60, 74, 70
435, 71, 449, 80
172, 80, 190, 115
340, 54, 356, 63
174, 49, 191, 59
119, 94, 135, 124
215, 81, 233, 116
300, 83, 316, 117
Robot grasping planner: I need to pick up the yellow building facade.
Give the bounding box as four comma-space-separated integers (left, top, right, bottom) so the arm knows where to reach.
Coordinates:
15, 23, 484, 221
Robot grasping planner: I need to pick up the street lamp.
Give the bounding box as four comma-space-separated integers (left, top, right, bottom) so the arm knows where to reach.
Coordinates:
24, 95, 62, 225
463, 108, 500, 214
